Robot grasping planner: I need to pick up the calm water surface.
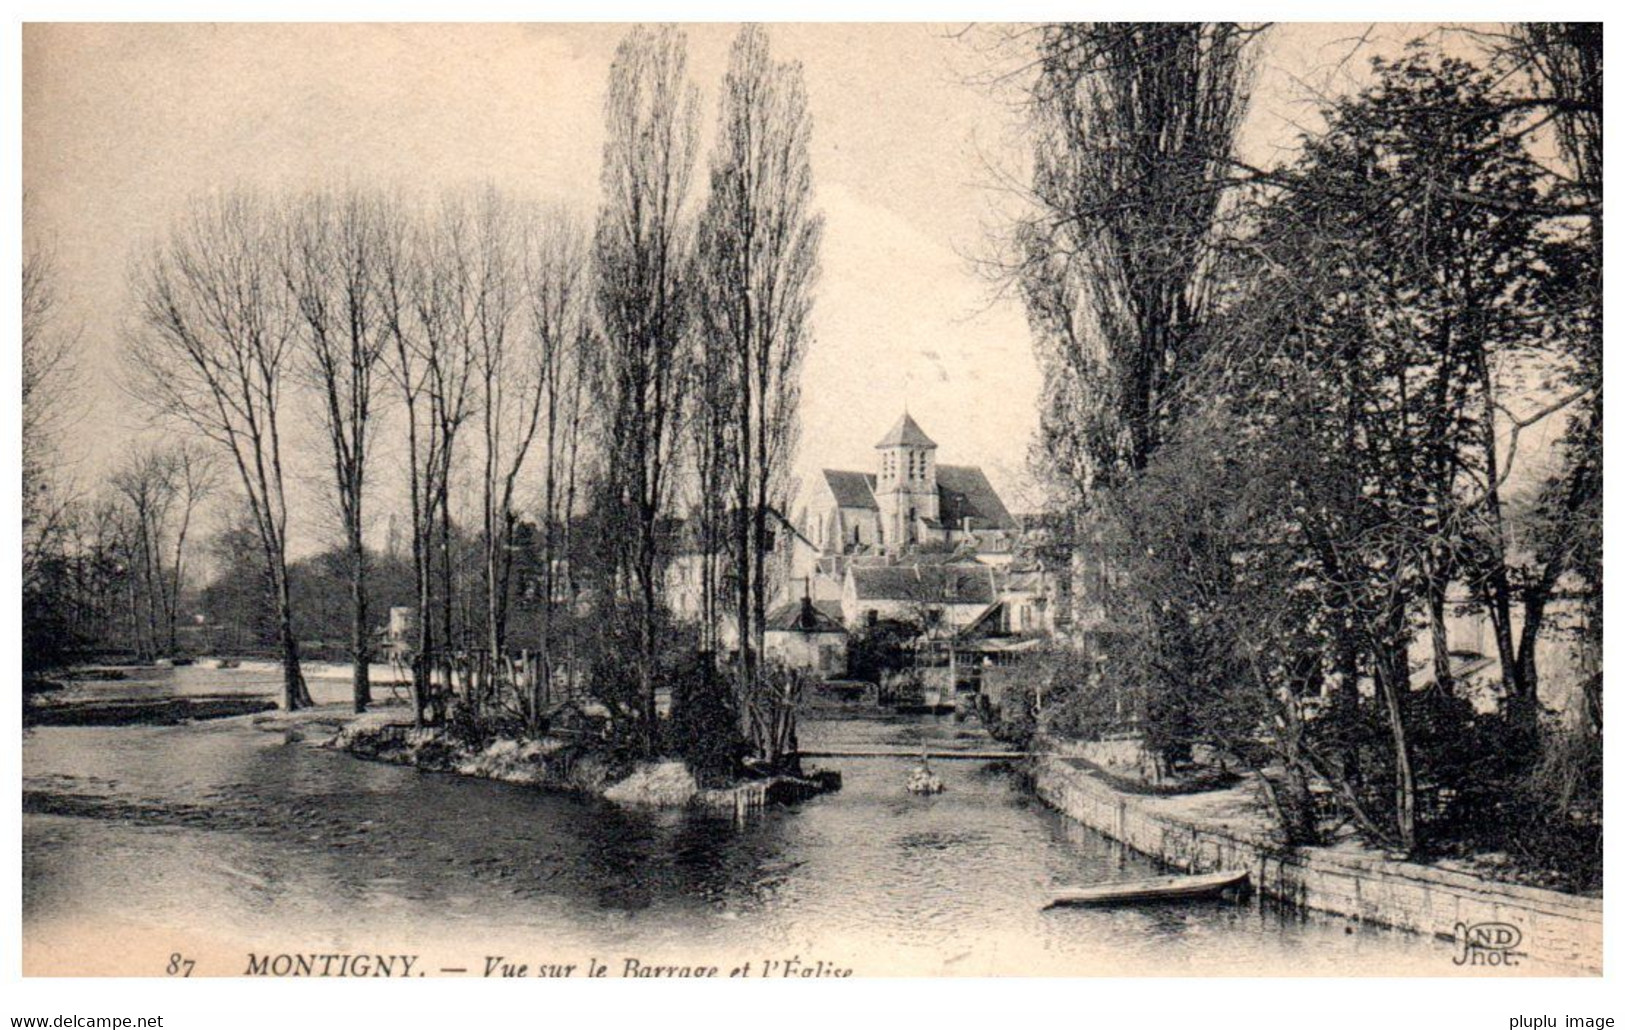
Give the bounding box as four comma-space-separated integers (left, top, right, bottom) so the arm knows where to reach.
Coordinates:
24, 666, 1461, 975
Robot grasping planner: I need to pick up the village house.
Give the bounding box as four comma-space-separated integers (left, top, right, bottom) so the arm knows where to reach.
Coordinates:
663, 508, 822, 645
762, 596, 848, 675
840, 561, 997, 632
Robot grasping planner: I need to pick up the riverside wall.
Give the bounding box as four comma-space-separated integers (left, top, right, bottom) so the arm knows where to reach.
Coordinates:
1033, 756, 1602, 974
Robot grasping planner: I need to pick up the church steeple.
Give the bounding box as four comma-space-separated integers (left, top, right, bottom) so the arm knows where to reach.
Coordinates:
875, 411, 937, 450
875, 411, 939, 549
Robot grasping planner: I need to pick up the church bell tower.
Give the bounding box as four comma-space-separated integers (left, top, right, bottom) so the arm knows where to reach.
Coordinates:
875, 412, 939, 549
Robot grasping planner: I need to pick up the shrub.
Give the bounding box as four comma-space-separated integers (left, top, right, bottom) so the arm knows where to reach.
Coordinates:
667, 652, 746, 785
845, 618, 920, 683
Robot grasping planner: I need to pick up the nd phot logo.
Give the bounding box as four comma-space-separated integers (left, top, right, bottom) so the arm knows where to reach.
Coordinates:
1452, 921, 1524, 967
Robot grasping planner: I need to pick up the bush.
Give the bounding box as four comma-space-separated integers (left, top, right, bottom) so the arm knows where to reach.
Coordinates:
845, 618, 920, 683
667, 652, 746, 786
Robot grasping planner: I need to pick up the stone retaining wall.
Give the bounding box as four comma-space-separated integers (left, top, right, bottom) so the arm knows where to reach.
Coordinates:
1034, 757, 1602, 974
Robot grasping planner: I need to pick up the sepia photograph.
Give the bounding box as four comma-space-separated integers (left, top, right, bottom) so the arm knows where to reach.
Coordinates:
16, 16, 1603, 989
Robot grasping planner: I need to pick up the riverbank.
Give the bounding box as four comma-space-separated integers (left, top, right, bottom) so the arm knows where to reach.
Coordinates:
1033, 754, 1603, 974
329, 713, 838, 814
25, 693, 277, 726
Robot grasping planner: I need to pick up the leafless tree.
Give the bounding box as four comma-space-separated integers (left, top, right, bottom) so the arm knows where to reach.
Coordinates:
523, 207, 591, 730
590, 25, 701, 751
376, 203, 437, 721
109, 443, 218, 659
464, 190, 526, 676
107, 455, 165, 660
286, 189, 392, 713
127, 191, 313, 709
22, 204, 77, 595
377, 196, 481, 721
420, 199, 484, 661
695, 24, 823, 758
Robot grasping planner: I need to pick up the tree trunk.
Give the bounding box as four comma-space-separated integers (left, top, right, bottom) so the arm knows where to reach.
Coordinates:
275, 563, 313, 711
639, 523, 659, 756
350, 532, 370, 714
1426, 584, 1454, 695
437, 483, 455, 653
1374, 630, 1416, 855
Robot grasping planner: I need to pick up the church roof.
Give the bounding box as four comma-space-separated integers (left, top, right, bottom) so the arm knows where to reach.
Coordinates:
874, 412, 937, 450
819, 463, 1015, 532
936, 465, 1017, 532
822, 469, 879, 509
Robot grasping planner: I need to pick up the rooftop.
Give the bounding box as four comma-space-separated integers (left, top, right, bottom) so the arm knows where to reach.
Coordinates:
848, 563, 995, 606
874, 412, 937, 450
936, 464, 1017, 532
765, 598, 846, 634
821, 469, 879, 509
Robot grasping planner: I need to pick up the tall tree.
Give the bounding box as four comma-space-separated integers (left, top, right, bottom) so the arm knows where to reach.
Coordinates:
378, 197, 482, 721
286, 189, 392, 713
109, 443, 217, 659
464, 190, 526, 674
1016, 23, 1257, 490
1197, 52, 1557, 851
1499, 23, 1602, 729
523, 208, 591, 731
695, 24, 823, 760
22, 204, 77, 671
128, 191, 314, 710
590, 25, 701, 752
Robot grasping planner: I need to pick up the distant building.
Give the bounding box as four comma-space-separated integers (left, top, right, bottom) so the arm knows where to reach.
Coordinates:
666, 412, 1066, 677
799, 413, 1018, 559
762, 597, 848, 675
663, 507, 821, 648
840, 562, 997, 632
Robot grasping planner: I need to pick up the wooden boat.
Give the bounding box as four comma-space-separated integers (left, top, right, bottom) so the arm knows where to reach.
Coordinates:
1044, 870, 1248, 909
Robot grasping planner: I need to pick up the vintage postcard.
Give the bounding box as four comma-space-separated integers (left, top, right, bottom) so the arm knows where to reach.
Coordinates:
19, 20, 1601, 982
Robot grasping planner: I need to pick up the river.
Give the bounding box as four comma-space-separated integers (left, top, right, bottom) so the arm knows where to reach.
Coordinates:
23, 664, 1453, 976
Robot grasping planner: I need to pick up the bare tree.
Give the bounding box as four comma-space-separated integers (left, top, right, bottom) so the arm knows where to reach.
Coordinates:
108, 443, 217, 659
420, 199, 483, 661
590, 25, 701, 751
286, 189, 392, 713
165, 445, 218, 652
377, 202, 437, 722
378, 195, 482, 722
22, 204, 76, 599
128, 191, 313, 710
108, 451, 165, 660
523, 207, 591, 730
465, 190, 526, 674
695, 24, 823, 761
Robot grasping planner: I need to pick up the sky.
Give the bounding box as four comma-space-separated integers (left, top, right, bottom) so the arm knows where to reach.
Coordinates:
22, 22, 1480, 554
